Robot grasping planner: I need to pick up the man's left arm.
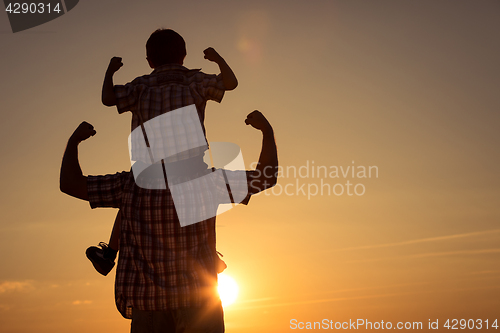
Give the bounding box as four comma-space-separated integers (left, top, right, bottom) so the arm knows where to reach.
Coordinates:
59, 122, 96, 201
245, 111, 278, 193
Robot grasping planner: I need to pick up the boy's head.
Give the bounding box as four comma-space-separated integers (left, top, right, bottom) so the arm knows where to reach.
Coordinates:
146, 29, 186, 68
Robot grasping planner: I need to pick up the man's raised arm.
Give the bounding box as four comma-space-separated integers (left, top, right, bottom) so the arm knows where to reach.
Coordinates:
245, 111, 278, 193
59, 122, 96, 200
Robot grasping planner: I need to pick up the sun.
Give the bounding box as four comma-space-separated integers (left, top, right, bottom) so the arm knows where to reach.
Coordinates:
217, 273, 239, 307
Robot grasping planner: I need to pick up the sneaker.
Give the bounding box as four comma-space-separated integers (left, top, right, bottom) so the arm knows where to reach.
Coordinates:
86, 242, 116, 276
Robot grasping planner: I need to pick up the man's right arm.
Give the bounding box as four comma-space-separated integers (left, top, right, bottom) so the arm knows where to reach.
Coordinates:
59, 122, 96, 200
101, 57, 123, 106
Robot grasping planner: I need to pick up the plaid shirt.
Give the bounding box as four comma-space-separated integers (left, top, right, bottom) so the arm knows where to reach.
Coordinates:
114, 65, 225, 163
87, 169, 253, 318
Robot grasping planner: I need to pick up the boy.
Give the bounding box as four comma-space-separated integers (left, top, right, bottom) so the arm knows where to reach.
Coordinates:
86, 28, 237, 275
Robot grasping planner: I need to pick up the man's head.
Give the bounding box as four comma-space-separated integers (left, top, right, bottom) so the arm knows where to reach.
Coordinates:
146, 29, 186, 68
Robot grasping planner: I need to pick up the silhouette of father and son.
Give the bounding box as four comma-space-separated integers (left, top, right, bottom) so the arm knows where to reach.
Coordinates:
60, 29, 278, 332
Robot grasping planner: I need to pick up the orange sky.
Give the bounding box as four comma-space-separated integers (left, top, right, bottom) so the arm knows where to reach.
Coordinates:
0, 1, 499, 332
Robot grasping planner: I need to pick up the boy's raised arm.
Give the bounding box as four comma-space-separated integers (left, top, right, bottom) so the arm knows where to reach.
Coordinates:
203, 47, 238, 90
102, 57, 123, 106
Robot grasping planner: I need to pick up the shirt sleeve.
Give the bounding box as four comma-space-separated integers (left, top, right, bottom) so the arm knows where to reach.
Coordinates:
201, 73, 226, 103
219, 170, 257, 206
114, 80, 140, 114
87, 172, 129, 209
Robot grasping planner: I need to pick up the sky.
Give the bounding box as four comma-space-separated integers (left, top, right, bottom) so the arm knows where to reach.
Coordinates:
0, 0, 499, 332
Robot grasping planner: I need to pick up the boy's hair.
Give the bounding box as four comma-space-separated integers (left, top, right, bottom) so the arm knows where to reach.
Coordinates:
146, 29, 186, 67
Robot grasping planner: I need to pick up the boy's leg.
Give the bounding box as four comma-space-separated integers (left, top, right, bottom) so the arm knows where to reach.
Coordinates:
108, 210, 121, 251
85, 210, 120, 276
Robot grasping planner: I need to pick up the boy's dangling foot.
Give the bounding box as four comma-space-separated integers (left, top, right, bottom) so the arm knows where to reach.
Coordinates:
86, 242, 117, 276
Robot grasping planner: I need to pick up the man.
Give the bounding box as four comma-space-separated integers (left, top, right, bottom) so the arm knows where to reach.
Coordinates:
60, 111, 278, 332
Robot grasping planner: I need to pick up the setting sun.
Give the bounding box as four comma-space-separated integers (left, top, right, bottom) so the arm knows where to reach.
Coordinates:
217, 273, 239, 307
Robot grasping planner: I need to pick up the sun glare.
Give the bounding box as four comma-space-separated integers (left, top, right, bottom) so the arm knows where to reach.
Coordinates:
217, 273, 239, 307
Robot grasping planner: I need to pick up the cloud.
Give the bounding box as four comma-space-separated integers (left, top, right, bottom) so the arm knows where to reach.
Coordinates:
345, 248, 500, 263
0, 304, 11, 311
234, 285, 500, 311
234, 291, 419, 310
409, 248, 500, 258
237, 297, 276, 304
72, 300, 92, 305
466, 269, 500, 276
0, 281, 34, 294
330, 229, 500, 252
